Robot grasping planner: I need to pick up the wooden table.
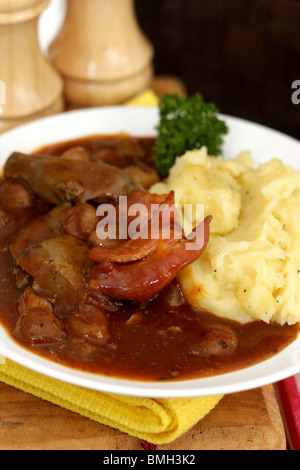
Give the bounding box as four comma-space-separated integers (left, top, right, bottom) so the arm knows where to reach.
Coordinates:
0, 382, 286, 450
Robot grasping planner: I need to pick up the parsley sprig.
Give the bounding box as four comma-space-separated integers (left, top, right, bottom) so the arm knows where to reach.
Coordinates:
154, 93, 228, 176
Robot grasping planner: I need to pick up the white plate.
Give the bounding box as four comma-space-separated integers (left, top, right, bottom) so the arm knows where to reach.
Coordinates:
0, 106, 300, 398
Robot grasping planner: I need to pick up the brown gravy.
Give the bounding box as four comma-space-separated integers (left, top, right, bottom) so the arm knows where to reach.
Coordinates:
0, 135, 298, 382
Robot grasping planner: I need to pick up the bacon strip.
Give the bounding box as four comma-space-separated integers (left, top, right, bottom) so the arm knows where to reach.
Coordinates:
116, 190, 171, 237
88, 191, 183, 264
88, 215, 211, 302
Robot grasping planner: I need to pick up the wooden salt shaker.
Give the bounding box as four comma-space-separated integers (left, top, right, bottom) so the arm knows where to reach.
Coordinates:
0, 0, 64, 133
48, 0, 154, 108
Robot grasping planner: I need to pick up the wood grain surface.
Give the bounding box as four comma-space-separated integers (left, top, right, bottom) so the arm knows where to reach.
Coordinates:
49, 0, 154, 107
0, 382, 286, 450
0, 0, 63, 133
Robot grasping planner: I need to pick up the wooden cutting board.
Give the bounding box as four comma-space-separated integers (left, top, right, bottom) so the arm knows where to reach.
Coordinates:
0, 382, 286, 450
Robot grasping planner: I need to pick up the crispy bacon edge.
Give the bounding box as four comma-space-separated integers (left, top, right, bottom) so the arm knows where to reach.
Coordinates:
88, 191, 212, 302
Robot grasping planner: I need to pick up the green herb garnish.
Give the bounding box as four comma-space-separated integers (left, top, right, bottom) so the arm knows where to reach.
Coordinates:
154, 93, 229, 176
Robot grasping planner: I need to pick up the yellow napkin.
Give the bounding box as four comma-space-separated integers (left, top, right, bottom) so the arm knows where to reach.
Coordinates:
126, 89, 159, 106
0, 359, 222, 445
0, 90, 223, 445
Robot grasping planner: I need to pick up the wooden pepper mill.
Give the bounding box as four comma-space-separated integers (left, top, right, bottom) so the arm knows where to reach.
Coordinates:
0, 0, 64, 133
48, 0, 154, 108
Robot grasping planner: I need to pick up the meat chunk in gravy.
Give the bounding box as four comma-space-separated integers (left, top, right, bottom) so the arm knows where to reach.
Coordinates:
190, 325, 238, 357
12, 286, 66, 345
0, 181, 34, 210
9, 203, 71, 261
16, 235, 91, 311
4, 152, 140, 205
68, 303, 110, 345
12, 308, 66, 345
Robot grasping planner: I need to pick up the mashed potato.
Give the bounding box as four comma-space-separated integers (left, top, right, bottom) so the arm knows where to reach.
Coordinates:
151, 148, 300, 325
